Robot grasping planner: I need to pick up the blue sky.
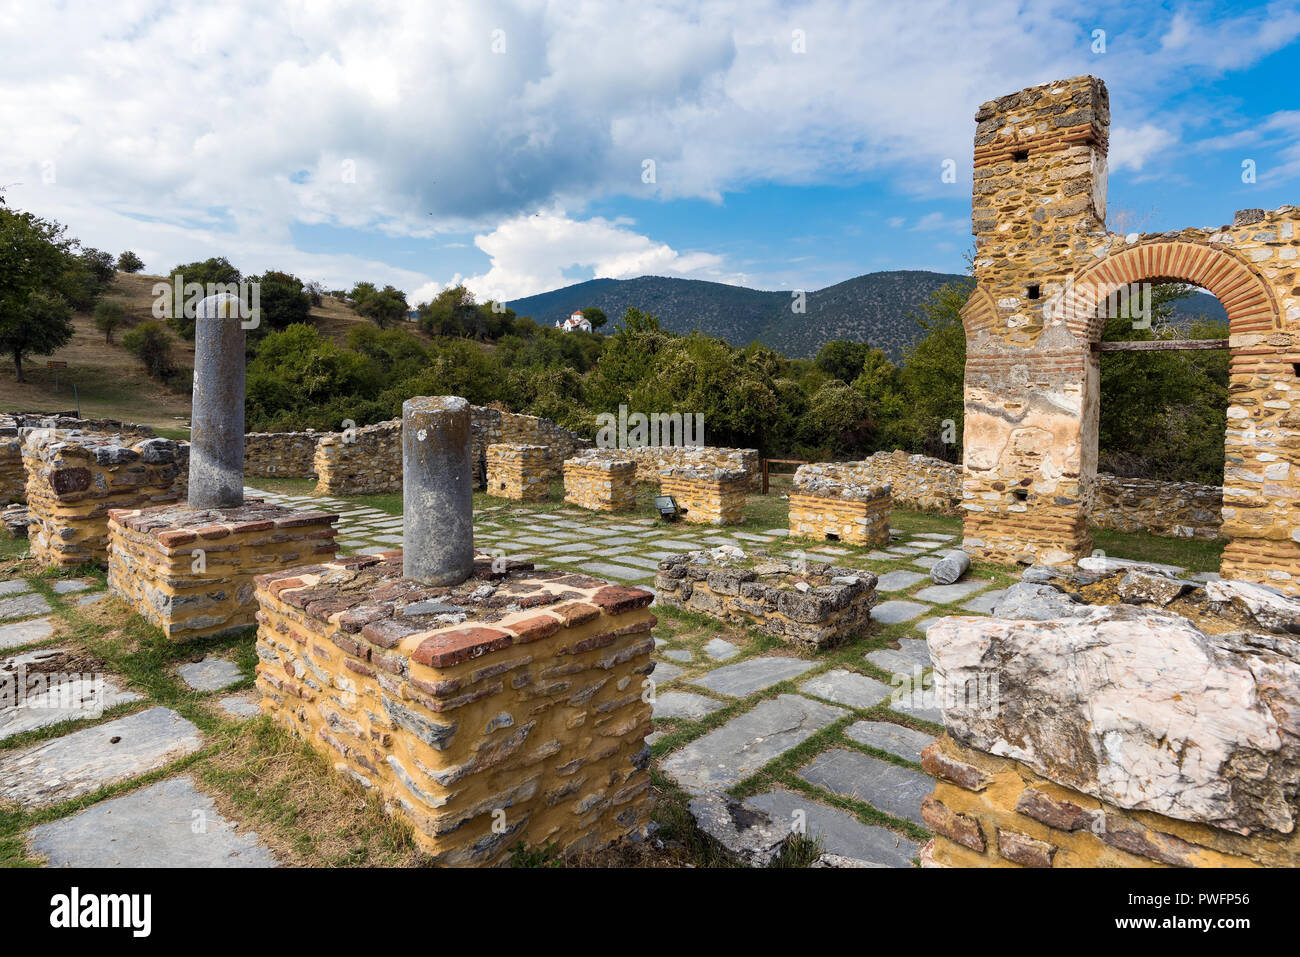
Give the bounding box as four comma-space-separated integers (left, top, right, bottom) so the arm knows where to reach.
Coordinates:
3, 0, 1299, 305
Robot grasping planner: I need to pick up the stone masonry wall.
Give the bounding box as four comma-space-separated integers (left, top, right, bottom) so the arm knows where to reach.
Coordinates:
659, 466, 747, 525
1090, 474, 1223, 539
1, 413, 156, 504
107, 500, 338, 640
625, 445, 760, 491
244, 430, 324, 479
472, 408, 590, 478
313, 420, 401, 496
923, 610, 1300, 867
834, 451, 961, 515
563, 453, 636, 512
253, 552, 656, 865
23, 430, 189, 567
485, 444, 551, 502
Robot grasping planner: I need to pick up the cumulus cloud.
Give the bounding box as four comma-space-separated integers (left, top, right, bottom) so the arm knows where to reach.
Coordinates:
1109, 123, 1177, 171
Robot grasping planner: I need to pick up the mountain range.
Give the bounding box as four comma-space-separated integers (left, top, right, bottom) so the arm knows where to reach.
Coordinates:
507, 271, 1229, 361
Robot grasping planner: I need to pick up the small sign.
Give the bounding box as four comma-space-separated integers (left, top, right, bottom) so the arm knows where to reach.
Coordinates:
46, 361, 67, 369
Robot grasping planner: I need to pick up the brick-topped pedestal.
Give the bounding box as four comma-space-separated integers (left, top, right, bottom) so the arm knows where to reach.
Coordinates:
23, 430, 188, 567
659, 466, 747, 525
788, 466, 891, 546
107, 500, 339, 640
485, 443, 551, 501
655, 550, 877, 650
253, 552, 656, 865
563, 452, 636, 511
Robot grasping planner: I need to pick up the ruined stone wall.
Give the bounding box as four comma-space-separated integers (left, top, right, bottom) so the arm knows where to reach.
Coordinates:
313, 420, 401, 496
472, 408, 590, 477
244, 430, 323, 479
253, 553, 655, 865
787, 465, 891, 546
961, 74, 1300, 588
802, 452, 960, 515
563, 452, 636, 511
624, 446, 760, 491
107, 500, 337, 640
923, 610, 1300, 867
23, 431, 188, 567
485, 444, 551, 502
659, 466, 747, 525
1, 414, 156, 504
1090, 474, 1223, 539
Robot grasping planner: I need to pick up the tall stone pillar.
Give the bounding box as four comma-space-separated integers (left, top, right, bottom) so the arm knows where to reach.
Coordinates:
403, 396, 474, 585
188, 294, 245, 509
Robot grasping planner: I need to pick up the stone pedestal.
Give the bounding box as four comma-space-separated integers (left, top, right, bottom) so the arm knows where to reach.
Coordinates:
563, 452, 636, 511
107, 500, 338, 640
23, 430, 188, 567
654, 551, 877, 650
253, 552, 655, 865
659, 466, 747, 525
485, 443, 551, 501
787, 475, 891, 547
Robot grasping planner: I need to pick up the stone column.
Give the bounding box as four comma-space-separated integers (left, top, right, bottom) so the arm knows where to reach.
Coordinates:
403, 395, 474, 585
188, 294, 245, 509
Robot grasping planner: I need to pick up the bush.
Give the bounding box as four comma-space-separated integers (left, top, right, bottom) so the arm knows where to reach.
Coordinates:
93, 299, 127, 343
122, 320, 175, 379
117, 250, 144, 273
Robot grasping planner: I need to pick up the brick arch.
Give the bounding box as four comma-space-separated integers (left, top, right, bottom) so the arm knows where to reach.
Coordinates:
1065, 241, 1281, 343
960, 285, 999, 340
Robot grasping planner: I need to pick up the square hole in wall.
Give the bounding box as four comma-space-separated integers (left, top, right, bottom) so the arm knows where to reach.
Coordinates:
1012, 149, 1029, 162
1012, 488, 1029, 501
1026, 283, 1041, 300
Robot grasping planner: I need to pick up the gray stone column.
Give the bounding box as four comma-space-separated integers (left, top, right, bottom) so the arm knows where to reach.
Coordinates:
403, 395, 474, 585
188, 294, 245, 509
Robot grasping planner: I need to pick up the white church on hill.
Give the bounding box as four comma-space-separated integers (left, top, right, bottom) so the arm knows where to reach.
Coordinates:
556, 310, 592, 333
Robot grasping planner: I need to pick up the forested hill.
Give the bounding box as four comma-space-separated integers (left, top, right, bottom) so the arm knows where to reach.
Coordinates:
507, 271, 1228, 361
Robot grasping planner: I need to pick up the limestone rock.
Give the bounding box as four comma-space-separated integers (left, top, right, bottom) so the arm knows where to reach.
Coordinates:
1206, 579, 1300, 634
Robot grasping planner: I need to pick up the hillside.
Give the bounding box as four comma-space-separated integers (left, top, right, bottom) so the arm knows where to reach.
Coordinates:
507, 272, 1230, 360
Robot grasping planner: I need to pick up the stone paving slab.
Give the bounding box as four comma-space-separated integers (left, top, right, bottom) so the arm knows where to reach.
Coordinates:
845, 720, 935, 764
77, 593, 109, 608
661, 694, 846, 793
869, 600, 931, 624
651, 661, 685, 684
27, 775, 278, 867
865, 638, 932, 677
798, 749, 932, 825
910, 556, 942, 570
0, 707, 204, 809
799, 669, 892, 709
703, 637, 740, 661
178, 657, 244, 692
662, 648, 693, 663
689, 656, 817, 697
656, 539, 706, 550
914, 533, 956, 541
875, 570, 928, 592
653, 691, 726, 721
962, 588, 1008, 613
578, 561, 650, 582
0, 592, 52, 620
0, 618, 55, 650
0, 648, 144, 741
50, 579, 93, 595
744, 787, 919, 867
218, 695, 261, 719
912, 580, 990, 603
0, 580, 31, 597
888, 691, 944, 725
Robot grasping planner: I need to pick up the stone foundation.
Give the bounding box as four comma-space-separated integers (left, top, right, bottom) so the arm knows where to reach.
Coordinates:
831, 451, 962, 515
788, 464, 892, 545
624, 445, 760, 491
253, 553, 656, 865
1090, 474, 1222, 539
1, 413, 155, 504
654, 550, 878, 650
923, 606, 1300, 867
659, 466, 747, 525
245, 430, 323, 479
106, 500, 338, 640
563, 453, 636, 511
486, 444, 551, 501
23, 430, 188, 568
313, 420, 401, 496
473, 408, 590, 478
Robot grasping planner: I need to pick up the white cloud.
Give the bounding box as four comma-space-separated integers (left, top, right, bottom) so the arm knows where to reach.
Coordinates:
419, 209, 745, 305
1109, 123, 1177, 171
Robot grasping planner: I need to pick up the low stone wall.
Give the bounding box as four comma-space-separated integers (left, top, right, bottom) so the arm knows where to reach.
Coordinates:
107, 500, 338, 640
655, 550, 878, 650
922, 608, 1300, 867
473, 408, 590, 477
485, 443, 551, 501
1, 413, 156, 504
564, 452, 636, 511
815, 451, 961, 516
253, 552, 656, 865
785, 473, 889, 546
245, 430, 324, 479
660, 466, 747, 525
23, 431, 189, 568
313, 420, 401, 496
624, 446, 760, 491
1090, 473, 1222, 539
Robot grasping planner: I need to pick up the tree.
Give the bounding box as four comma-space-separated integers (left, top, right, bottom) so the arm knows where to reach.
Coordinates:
93, 299, 127, 343
351, 282, 408, 328
581, 306, 608, 329
0, 291, 75, 382
79, 247, 116, 286
117, 250, 145, 273
122, 320, 175, 379
0, 202, 79, 380
896, 281, 971, 460
417, 285, 478, 336
251, 270, 312, 332
167, 257, 243, 338
814, 339, 873, 383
